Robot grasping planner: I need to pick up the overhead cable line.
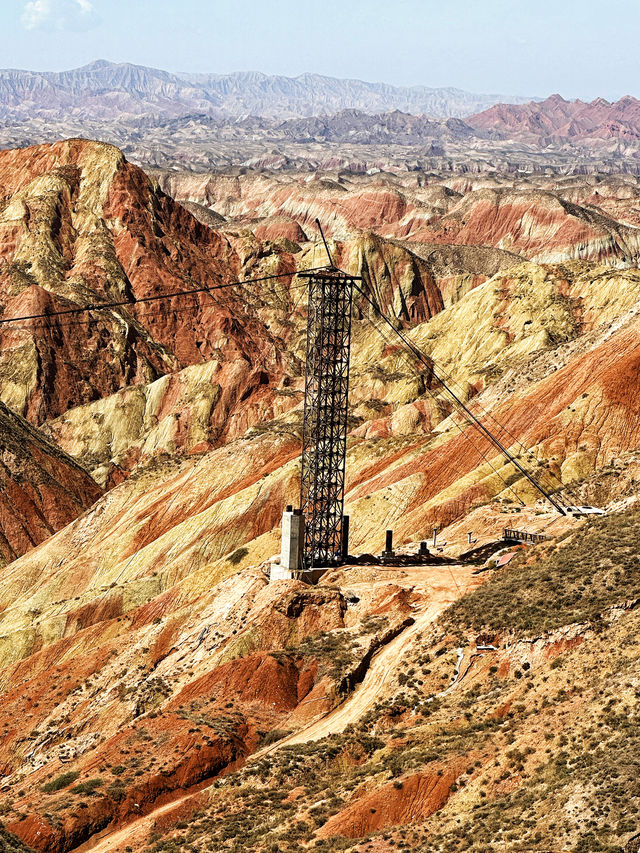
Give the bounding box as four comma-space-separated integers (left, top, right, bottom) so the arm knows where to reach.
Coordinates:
429, 362, 570, 503
323, 199, 570, 502
0, 280, 312, 334
411, 341, 571, 501
357, 308, 527, 508
349, 275, 567, 515
0, 266, 329, 327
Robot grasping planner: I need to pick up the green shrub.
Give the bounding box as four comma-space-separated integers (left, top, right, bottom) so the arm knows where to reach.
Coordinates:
41, 771, 80, 793
106, 782, 127, 803
71, 778, 103, 795
259, 729, 291, 747
228, 547, 249, 565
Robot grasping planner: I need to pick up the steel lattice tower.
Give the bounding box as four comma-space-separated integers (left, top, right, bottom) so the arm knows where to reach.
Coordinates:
299, 269, 357, 569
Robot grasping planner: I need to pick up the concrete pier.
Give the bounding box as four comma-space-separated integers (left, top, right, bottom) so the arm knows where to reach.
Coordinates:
270, 506, 306, 582
280, 506, 304, 570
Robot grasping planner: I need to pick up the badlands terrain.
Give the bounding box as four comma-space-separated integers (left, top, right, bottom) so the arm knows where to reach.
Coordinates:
0, 137, 639, 853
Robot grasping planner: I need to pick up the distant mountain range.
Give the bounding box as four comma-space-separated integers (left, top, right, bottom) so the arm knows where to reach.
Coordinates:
1, 62, 640, 174
0, 59, 535, 120
470, 93, 640, 142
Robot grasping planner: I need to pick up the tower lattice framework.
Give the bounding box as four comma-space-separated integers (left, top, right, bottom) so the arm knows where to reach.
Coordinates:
299, 269, 356, 569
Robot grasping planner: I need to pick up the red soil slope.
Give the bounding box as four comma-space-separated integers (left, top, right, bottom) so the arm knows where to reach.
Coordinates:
0, 400, 102, 564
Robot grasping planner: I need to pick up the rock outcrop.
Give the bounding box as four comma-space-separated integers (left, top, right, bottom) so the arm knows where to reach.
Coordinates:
0, 400, 102, 566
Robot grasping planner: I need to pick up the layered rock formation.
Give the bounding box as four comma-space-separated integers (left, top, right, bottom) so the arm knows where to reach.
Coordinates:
412, 187, 640, 264
0, 401, 102, 566
4, 139, 640, 559
155, 168, 640, 265
0, 140, 454, 542
1, 254, 639, 673
0, 138, 283, 425
2, 138, 640, 853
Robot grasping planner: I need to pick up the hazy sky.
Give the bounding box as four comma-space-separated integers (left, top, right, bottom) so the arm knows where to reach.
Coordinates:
2, 0, 639, 100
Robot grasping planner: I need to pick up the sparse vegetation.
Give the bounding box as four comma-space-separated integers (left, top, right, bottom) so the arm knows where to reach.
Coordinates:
445, 508, 640, 633
136, 507, 640, 853
41, 771, 80, 794
258, 729, 291, 748
294, 630, 359, 680
0, 824, 36, 853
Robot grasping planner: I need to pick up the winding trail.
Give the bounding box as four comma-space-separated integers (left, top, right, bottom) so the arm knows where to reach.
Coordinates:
73, 563, 478, 852
262, 562, 480, 750
259, 601, 447, 754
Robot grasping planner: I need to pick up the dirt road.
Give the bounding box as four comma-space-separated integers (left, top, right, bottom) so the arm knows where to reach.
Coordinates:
256, 561, 479, 754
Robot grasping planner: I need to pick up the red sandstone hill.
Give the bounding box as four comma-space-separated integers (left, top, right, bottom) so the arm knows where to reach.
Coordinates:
409, 186, 640, 264
469, 93, 640, 143
0, 141, 444, 437
0, 400, 102, 566
0, 138, 293, 428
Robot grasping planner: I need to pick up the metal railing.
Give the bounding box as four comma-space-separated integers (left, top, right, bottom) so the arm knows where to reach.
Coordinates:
504, 528, 547, 544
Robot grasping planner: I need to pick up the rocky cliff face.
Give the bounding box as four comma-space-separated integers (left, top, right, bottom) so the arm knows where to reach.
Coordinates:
0, 400, 102, 566
0, 138, 286, 426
